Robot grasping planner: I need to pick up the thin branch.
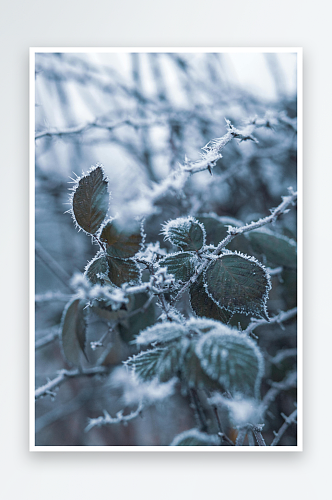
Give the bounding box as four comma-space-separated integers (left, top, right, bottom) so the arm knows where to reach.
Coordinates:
35, 116, 164, 141
259, 371, 297, 417
35, 328, 60, 350
84, 402, 143, 433
181, 119, 258, 174
214, 189, 297, 255
252, 426, 266, 446
189, 389, 208, 433
244, 307, 297, 336
35, 366, 109, 400
269, 348, 297, 366
271, 409, 297, 446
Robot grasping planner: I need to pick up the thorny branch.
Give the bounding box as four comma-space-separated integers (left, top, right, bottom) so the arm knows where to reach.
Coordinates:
35, 366, 110, 400
271, 409, 297, 446
245, 307, 297, 336
84, 402, 144, 433
35, 116, 166, 141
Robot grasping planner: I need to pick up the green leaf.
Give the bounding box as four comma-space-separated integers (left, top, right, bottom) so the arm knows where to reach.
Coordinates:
72, 166, 108, 235
189, 274, 232, 323
159, 251, 197, 282
135, 321, 186, 346
162, 216, 205, 251
61, 298, 88, 366
100, 221, 142, 258
85, 254, 109, 285
204, 253, 271, 318
118, 293, 156, 343
196, 328, 264, 397
107, 256, 141, 287
247, 229, 297, 269
170, 428, 219, 446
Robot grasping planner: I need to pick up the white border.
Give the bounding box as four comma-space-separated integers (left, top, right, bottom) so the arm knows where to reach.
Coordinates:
30, 47, 302, 452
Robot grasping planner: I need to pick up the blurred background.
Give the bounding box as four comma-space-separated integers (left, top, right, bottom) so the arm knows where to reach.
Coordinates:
34, 51, 297, 446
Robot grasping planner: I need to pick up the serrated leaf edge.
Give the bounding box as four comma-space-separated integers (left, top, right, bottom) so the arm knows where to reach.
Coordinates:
195, 328, 265, 398
68, 164, 109, 236
203, 250, 272, 318
161, 216, 206, 250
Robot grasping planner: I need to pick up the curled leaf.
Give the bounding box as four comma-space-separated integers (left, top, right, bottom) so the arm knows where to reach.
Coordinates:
162, 216, 205, 251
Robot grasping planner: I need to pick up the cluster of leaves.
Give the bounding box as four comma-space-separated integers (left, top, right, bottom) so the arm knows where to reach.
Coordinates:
59, 164, 297, 446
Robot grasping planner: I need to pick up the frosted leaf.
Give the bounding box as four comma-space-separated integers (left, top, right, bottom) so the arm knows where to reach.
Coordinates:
196, 327, 264, 398
180, 338, 221, 390
71, 165, 109, 235
135, 322, 187, 346
159, 251, 197, 283
125, 348, 164, 382
204, 252, 271, 318
125, 343, 182, 383
189, 274, 232, 323
107, 256, 141, 287
84, 253, 109, 285
170, 428, 219, 446
161, 216, 205, 251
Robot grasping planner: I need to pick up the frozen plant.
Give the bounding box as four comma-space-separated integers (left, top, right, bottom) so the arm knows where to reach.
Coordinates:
35, 118, 298, 446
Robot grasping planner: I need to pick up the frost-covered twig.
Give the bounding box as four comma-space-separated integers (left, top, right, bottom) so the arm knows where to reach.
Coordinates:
271, 409, 297, 446
35, 328, 60, 350
84, 401, 143, 433
181, 119, 258, 174
35, 291, 72, 302
35, 116, 164, 140
214, 189, 297, 255
244, 307, 297, 336
35, 366, 109, 400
